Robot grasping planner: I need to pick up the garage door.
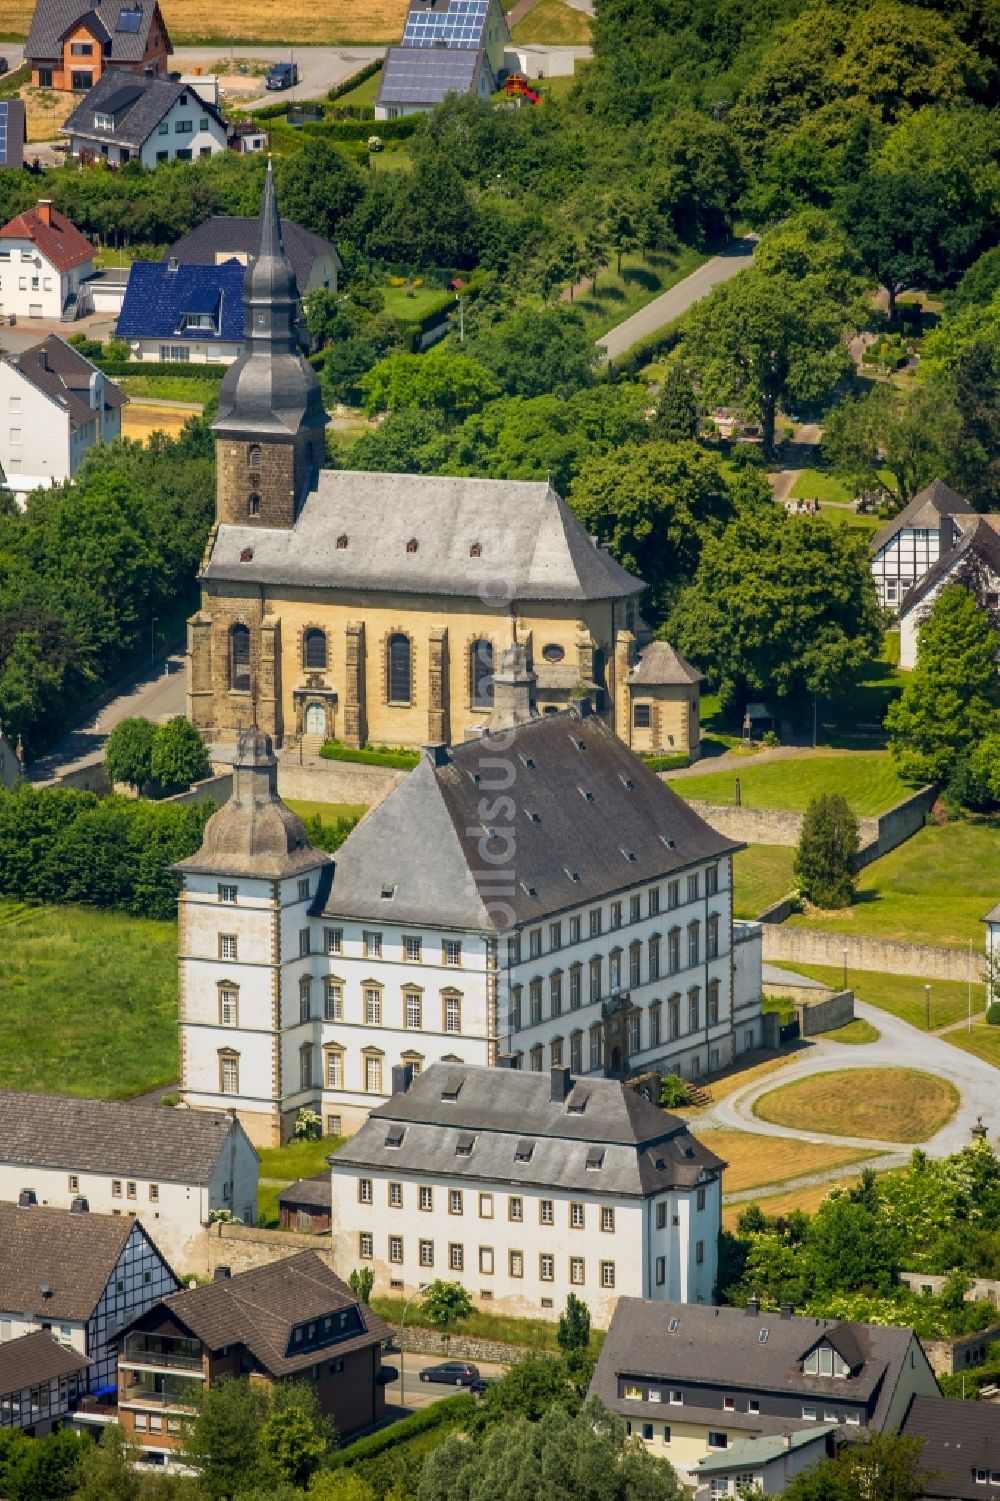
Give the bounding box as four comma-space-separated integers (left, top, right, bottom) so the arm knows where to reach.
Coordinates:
28, 304, 42, 318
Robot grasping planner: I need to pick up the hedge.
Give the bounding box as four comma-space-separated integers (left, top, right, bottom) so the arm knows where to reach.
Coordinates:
334, 1394, 474, 1467
298, 115, 419, 143
101, 361, 229, 381
328, 57, 383, 102
612, 314, 688, 380
319, 741, 420, 771
643, 752, 691, 772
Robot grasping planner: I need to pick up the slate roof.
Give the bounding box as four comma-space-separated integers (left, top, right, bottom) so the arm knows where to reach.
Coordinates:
377, 44, 486, 108
0, 1090, 255, 1184
204, 472, 644, 601
0, 1330, 91, 1397
0, 202, 93, 272
279, 1174, 332, 1210
165, 215, 341, 297
117, 259, 246, 343
333, 1063, 725, 1198
628, 641, 704, 687
0, 1202, 140, 1322
590, 1299, 923, 1434
871, 479, 975, 555
692, 1423, 838, 1474
321, 709, 738, 930
62, 73, 222, 150
898, 514, 1000, 617
6, 335, 123, 429
900, 1394, 1000, 1500
140, 1251, 393, 1377
26, 0, 168, 64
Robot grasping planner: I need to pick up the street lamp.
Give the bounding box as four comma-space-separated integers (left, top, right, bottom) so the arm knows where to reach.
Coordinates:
924, 983, 931, 1031
397, 1282, 431, 1412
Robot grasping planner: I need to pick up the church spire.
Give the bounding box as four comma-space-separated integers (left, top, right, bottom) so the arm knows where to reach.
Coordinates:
245, 158, 298, 357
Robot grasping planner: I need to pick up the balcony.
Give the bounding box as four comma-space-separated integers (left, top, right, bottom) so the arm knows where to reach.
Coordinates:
120, 1336, 203, 1372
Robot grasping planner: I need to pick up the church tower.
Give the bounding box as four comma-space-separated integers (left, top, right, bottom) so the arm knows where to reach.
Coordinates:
212, 160, 328, 529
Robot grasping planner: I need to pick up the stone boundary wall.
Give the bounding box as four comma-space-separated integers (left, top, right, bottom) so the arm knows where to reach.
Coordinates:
684, 785, 936, 867
199, 1222, 335, 1279
796, 989, 854, 1035
762, 926, 974, 982
277, 758, 405, 809
395, 1328, 527, 1365
758, 897, 796, 924
164, 773, 234, 807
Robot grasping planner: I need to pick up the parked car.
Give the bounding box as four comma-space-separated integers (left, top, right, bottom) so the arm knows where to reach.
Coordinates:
419, 1360, 480, 1387
0, 58, 9, 76
470, 1376, 497, 1397
266, 62, 298, 90
376, 1364, 399, 1386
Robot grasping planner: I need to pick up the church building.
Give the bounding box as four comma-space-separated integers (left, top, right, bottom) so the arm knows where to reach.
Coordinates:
187, 165, 702, 760
174, 646, 763, 1147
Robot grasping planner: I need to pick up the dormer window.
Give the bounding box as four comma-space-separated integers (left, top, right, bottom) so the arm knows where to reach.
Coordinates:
336, 534, 348, 550
804, 1344, 850, 1378
93, 111, 113, 130
406, 538, 418, 554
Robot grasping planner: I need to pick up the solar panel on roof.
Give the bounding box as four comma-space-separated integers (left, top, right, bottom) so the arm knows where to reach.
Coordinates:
0, 103, 8, 168
101, 84, 142, 114
115, 6, 143, 30
401, 0, 489, 48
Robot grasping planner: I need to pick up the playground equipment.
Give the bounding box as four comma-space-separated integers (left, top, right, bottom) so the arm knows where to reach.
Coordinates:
505, 73, 543, 105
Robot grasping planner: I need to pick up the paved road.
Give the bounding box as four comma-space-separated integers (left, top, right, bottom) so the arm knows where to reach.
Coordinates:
705, 1001, 996, 1158
28, 650, 187, 785
171, 45, 385, 109
385, 1353, 508, 1415
598, 237, 757, 361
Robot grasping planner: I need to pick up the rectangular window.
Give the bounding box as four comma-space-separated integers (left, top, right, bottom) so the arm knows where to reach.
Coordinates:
219, 933, 237, 960
358, 1178, 373, 1204
687, 874, 699, 903
609, 951, 622, 992
570, 1256, 585, 1285
570, 966, 582, 1009
667, 880, 679, 910
540, 1199, 554, 1225
648, 887, 660, 917
629, 943, 641, 987
510, 984, 522, 1031
630, 894, 641, 923
388, 1235, 403, 1263
601, 1260, 616, 1288
589, 907, 602, 938
649, 936, 661, 981
219, 987, 238, 1026
365, 988, 382, 1025
507, 934, 521, 965
628, 1010, 641, 1053
707, 980, 720, 1027
298, 878, 310, 901
601, 1206, 615, 1233
324, 928, 342, 955
220, 1055, 239, 1095
550, 972, 562, 1016
449, 1243, 464, 1271
449, 1189, 463, 1215
570, 916, 581, 943
570, 1202, 585, 1229
218, 884, 238, 904
670, 1390, 683, 1405
479, 1246, 494, 1275
706, 865, 718, 896
364, 931, 382, 958
298, 928, 310, 957
419, 1239, 434, 1267
549, 921, 562, 950
149, 1183, 160, 1203
509, 1196, 523, 1222
550, 1037, 563, 1067
67, 1174, 79, 1193
649, 1003, 661, 1047
633, 703, 651, 729
707, 915, 719, 960
324, 980, 343, 1022
689, 989, 700, 1032
529, 927, 542, 958
364, 1055, 382, 1093
299, 977, 312, 1023
529, 979, 542, 1026
443, 939, 462, 966
405, 990, 422, 1029
656, 1201, 667, 1229
509, 1249, 523, 1277
175, 118, 193, 134
697, 1187, 707, 1211
540, 1253, 555, 1282
589, 1027, 602, 1071
419, 1185, 433, 1211
112, 1179, 122, 1197
389, 1181, 403, 1208
404, 934, 422, 962
687, 923, 699, 967
325, 1050, 343, 1089
570, 1031, 583, 1073
359, 1231, 373, 1258
655, 1255, 665, 1285
589, 956, 602, 1004
696, 1239, 705, 1265
444, 994, 462, 1034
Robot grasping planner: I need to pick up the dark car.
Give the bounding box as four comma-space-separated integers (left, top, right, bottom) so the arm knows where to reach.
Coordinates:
419, 1360, 480, 1387
0, 58, 8, 76
375, 1364, 399, 1386
470, 1376, 497, 1397
266, 62, 298, 90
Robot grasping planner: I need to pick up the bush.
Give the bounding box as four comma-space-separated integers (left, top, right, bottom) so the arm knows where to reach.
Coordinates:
104, 716, 156, 790
319, 740, 419, 770
659, 1073, 691, 1108
328, 58, 382, 102
149, 716, 211, 794
331, 1395, 474, 1468
794, 793, 860, 909
987, 1003, 1000, 1026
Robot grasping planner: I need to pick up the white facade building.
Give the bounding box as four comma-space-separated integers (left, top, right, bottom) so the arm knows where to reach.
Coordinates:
62, 74, 228, 167
0, 1091, 258, 1271
985, 901, 1000, 1007
870, 479, 974, 613
0, 200, 94, 321
0, 335, 123, 500
331, 1061, 722, 1325
898, 514, 1000, 669
177, 668, 763, 1148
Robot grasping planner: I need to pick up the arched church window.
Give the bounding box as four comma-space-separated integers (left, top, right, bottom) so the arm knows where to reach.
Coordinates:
229, 624, 251, 692
387, 634, 411, 706
247, 443, 262, 471
471, 638, 494, 709
303, 628, 327, 671
248, 493, 260, 517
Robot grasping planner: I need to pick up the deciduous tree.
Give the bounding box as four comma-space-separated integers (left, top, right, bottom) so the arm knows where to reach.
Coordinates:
104, 716, 156, 791
149, 716, 211, 796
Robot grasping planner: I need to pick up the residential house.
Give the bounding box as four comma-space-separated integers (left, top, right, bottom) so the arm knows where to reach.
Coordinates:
0, 1200, 179, 1393
166, 213, 341, 297
0, 725, 21, 788
229, 118, 268, 155
280, 1174, 332, 1234
0, 200, 94, 320
25, 0, 170, 90
899, 1394, 1000, 1501
0, 1331, 91, 1436
187, 167, 649, 753
985, 902, 999, 1007
115, 1251, 393, 1461
330, 1060, 724, 1325
870, 479, 975, 613
898, 514, 1000, 669
623, 640, 704, 761
589, 1298, 940, 1485
117, 258, 245, 364
0, 335, 123, 498
0, 102, 26, 171
174, 679, 763, 1144
62, 73, 228, 166
375, 0, 511, 120
690, 1424, 839, 1499
0, 1090, 259, 1269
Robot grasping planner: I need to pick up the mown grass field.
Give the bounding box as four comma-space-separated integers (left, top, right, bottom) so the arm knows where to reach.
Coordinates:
788, 468, 857, 505
722, 1176, 862, 1231
786, 820, 1000, 948
753, 1067, 959, 1142
698, 1129, 876, 1193
381, 284, 455, 321
784, 964, 982, 1031
0, 903, 177, 1097
285, 799, 368, 823
255, 1133, 346, 1228
105, 0, 409, 45
946, 1025, 1000, 1070
574, 247, 707, 338
672, 751, 909, 817
370, 1294, 605, 1355
732, 844, 796, 917
512, 0, 592, 44
824, 1018, 880, 1044
119, 374, 214, 403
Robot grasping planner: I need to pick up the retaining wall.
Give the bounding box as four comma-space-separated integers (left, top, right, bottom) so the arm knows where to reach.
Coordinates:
203, 1222, 335, 1279
277, 758, 405, 808
761, 926, 975, 982
395, 1328, 526, 1365
164, 773, 233, 807
900, 1271, 1000, 1307
685, 785, 936, 867
796, 989, 854, 1035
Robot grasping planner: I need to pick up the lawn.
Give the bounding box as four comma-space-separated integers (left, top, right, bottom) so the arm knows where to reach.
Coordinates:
256, 1132, 346, 1228
512, 0, 592, 44
786, 820, 1000, 948
697, 1129, 876, 1194
821, 640, 906, 742
752, 1068, 959, 1142
732, 845, 796, 918
823, 1018, 880, 1044
943, 1025, 1000, 1070
285, 799, 369, 823
574, 247, 707, 339
788, 468, 857, 505
672, 751, 909, 816
381, 284, 455, 322
332, 68, 382, 111
0, 903, 177, 1097
722, 1176, 864, 1231
119, 374, 213, 403
370, 1294, 606, 1352
782, 964, 983, 1032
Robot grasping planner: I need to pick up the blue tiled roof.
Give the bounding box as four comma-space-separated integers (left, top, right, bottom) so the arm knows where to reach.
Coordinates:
117, 259, 246, 342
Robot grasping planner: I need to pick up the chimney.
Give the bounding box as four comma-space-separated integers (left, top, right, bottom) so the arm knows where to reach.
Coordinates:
496, 1052, 519, 1069
550, 1064, 572, 1104
213, 1265, 231, 1281
780, 1302, 794, 1320
488, 641, 537, 733
569, 695, 592, 719
37, 199, 52, 227
391, 1063, 414, 1096
17, 1188, 36, 1208
70, 1196, 89, 1214
167, 255, 179, 273
88, 368, 103, 411
745, 1295, 760, 1317
423, 743, 450, 769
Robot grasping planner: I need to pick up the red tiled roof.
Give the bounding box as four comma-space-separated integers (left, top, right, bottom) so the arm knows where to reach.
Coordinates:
0, 204, 93, 273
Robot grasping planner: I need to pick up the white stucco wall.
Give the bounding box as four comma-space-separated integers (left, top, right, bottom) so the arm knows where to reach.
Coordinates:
0, 238, 92, 320
126, 336, 243, 365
